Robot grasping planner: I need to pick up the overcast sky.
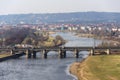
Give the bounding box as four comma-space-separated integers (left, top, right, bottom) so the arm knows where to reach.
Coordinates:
0, 0, 120, 15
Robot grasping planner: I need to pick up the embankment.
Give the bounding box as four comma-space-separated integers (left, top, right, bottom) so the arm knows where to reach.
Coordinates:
70, 55, 120, 80
0, 53, 25, 62
69, 58, 88, 80
75, 33, 120, 47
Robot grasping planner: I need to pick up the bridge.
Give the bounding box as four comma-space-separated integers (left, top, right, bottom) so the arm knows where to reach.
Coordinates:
0, 46, 120, 59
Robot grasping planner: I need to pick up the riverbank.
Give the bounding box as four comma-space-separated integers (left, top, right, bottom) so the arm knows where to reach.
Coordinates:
0, 53, 11, 58
0, 52, 25, 62
70, 55, 120, 80
75, 33, 94, 38
75, 33, 120, 47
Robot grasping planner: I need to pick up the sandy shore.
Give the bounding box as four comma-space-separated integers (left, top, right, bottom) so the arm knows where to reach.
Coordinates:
69, 58, 88, 80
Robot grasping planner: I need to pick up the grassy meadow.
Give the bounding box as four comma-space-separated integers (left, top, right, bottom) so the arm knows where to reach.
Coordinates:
70, 55, 120, 80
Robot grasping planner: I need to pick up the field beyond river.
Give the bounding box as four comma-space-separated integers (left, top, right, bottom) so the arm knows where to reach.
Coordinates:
70, 55, 120, 80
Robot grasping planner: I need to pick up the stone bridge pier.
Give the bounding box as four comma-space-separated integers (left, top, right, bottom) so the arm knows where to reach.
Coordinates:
58, 49, 63, 58
10, 49, 15, 55
33, 51, 37, 58
90, 49, 95, 56
73, 49, 79, 58
106, 49, 111, 55
26, 49, 31, 59
25, 49, 37, 59
42, 49, 47, 59
63, 50, 66, 58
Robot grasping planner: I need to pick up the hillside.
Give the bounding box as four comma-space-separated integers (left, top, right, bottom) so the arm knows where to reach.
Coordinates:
0, 12, 120, 24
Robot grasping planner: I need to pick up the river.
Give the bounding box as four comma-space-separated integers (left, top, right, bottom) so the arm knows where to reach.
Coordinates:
0, 32, 101, 80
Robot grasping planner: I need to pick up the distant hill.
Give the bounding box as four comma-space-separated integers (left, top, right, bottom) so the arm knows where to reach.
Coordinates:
0, 12, 120, 24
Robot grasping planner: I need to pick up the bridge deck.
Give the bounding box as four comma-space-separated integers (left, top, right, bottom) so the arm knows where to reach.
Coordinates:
0, 47, 120, 51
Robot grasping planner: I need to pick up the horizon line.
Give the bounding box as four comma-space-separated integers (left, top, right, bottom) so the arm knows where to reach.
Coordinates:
1, 11, 120, 16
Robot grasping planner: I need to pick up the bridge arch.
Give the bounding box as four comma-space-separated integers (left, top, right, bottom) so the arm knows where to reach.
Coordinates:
45, 50, 60, 58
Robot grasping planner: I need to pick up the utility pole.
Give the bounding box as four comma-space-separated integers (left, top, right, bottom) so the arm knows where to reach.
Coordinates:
93, 36, 95, 48
92, 27, 95, 48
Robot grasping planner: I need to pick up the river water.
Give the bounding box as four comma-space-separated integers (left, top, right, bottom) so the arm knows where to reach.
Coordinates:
0, 32, 101, 80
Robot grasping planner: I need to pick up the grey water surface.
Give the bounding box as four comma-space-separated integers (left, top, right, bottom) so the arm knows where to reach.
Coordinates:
0, 32, 101, 80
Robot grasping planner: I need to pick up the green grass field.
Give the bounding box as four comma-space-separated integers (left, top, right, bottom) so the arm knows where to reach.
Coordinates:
72, 55, 120, 80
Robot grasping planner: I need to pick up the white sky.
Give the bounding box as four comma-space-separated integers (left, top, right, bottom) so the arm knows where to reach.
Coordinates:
0, 0, 120, 15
